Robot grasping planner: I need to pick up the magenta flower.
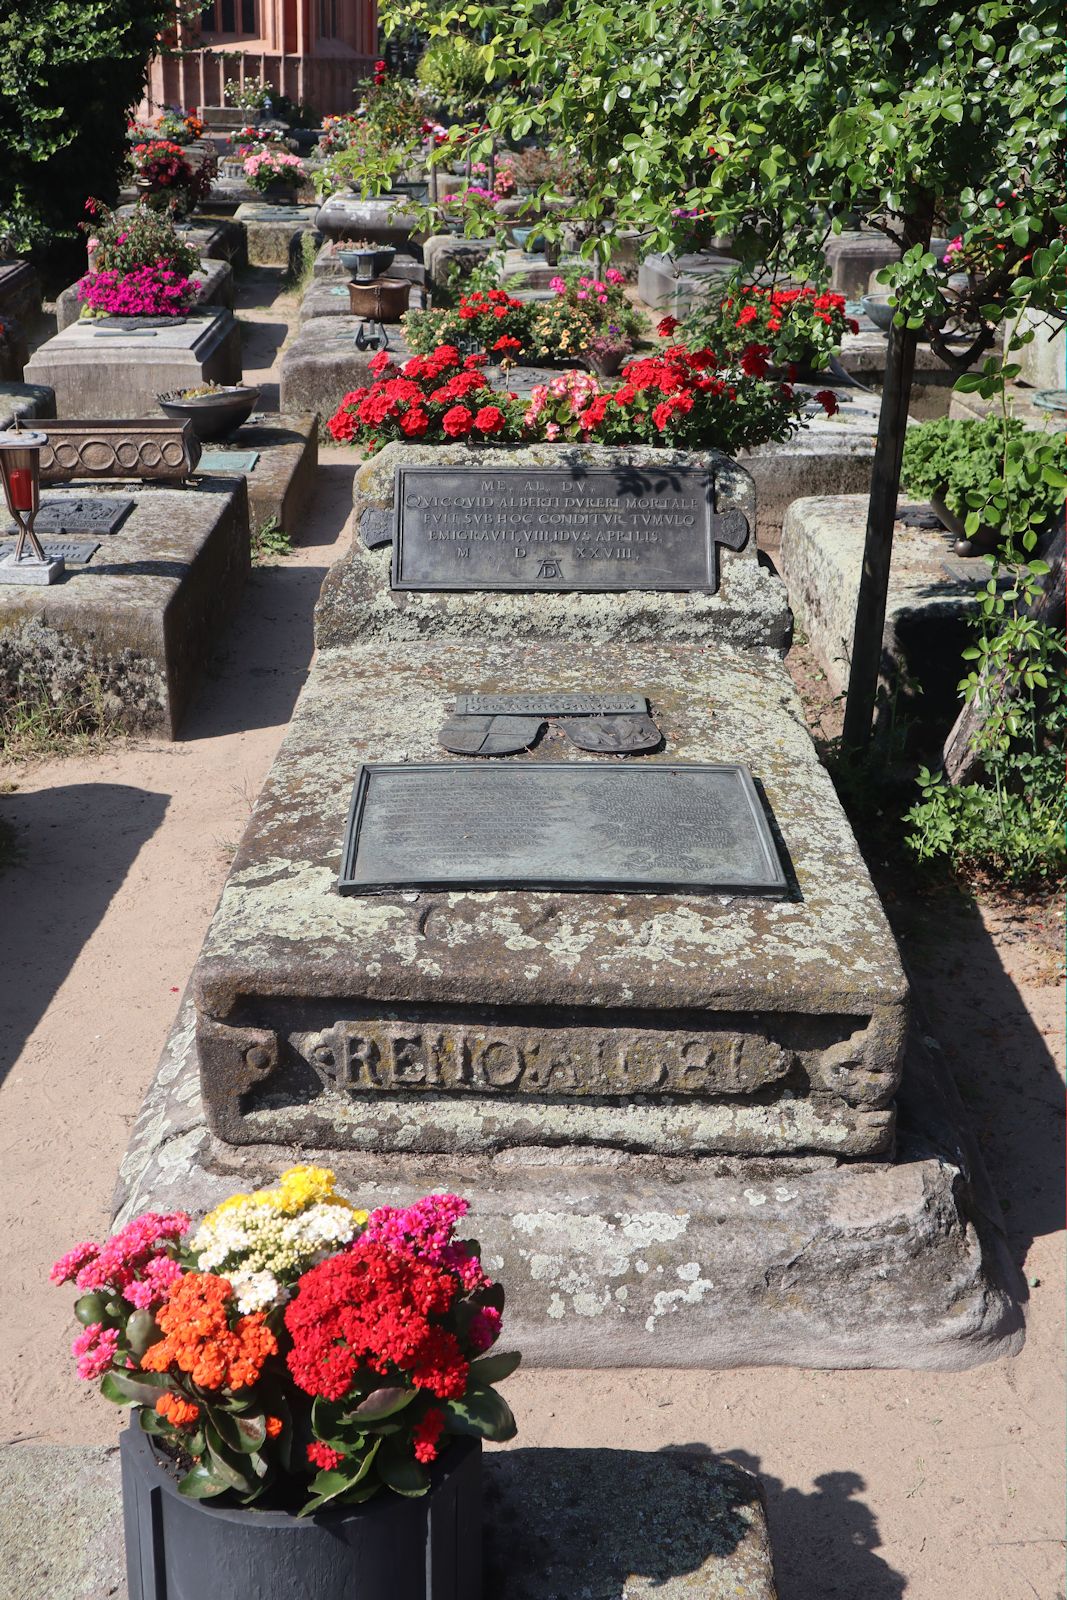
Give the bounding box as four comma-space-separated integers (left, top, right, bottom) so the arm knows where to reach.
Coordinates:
72, 1323, 119, 1380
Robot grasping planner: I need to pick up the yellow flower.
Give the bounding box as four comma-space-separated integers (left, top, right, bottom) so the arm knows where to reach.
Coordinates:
204, 1166, 367, 1227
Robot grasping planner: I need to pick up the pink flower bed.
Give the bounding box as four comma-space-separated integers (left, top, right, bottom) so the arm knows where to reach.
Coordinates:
78, 263, 197, 317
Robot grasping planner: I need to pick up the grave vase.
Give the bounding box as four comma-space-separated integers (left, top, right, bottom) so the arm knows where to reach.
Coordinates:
120, 1423, 483, 1600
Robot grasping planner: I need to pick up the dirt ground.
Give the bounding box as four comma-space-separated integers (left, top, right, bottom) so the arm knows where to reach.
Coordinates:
0, 274, 1062, 1600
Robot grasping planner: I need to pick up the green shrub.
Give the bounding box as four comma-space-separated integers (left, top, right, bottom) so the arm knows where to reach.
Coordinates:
901, 416, 1067, 552
415, 36, 487, 117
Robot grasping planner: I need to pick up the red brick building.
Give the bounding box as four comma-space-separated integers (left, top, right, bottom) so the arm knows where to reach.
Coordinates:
146, 0, 377, 119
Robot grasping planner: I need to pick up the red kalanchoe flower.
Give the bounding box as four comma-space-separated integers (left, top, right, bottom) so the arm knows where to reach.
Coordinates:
815, 389, 840, 416
412, 1408, 446, 1464
657, 315, 680, 337
308, 1441, 346, 1471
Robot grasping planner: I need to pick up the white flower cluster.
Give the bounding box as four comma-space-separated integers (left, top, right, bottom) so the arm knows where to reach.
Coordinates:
191, 1200, 360, 1312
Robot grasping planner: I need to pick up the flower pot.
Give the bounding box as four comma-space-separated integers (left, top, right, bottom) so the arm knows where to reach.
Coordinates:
928, 489, 999, 557
157, 384, 261, 442
120, 1425, 482, 1600
348, 277, 412, 321
339, 246, 396, 280
587, 350, 627, 378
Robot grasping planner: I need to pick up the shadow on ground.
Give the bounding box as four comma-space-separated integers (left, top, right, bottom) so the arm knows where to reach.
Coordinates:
0, 783, 169, 1086
484, 1445, 778, 1596
181, 459, 357, 743
721, 1449, 908, 1600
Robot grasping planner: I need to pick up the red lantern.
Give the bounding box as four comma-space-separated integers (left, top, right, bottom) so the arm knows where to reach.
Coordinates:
0, 426, 49, 564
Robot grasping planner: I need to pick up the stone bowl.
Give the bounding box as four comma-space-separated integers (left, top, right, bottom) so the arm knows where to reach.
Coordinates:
157, 384, 261, 442
860, 293, 895, 331
338, 245, 396, 279
347, 277, 411, 321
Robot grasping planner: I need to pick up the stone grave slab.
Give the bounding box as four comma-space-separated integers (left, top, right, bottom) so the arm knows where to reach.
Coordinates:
320, 442, 788, 653
193, 413, 318, 537
313, 241, 426, 283
500, 248, 582, 290
232, 202, 321, 269
780, 493, 984, 724
0, 380, 55, 431
637, 252, 736, 315
423, 233, 494, 287
115, 741, 1021, 1370
313, 194, 421, 247
0, 479, 249, 736
23, 310, 242, 420
834, 329, 983, 419
190, 637, 907, 1161
279, 315, 411, 419
56, 258, 235, 332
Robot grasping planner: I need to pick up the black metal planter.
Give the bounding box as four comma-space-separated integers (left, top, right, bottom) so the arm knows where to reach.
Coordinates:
120, 1424, 482, 1600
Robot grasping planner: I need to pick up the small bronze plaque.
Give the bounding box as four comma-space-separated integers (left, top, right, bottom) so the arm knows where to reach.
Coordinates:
391, 466, 748, 593
338, 763, 785, 895
2, 497, 134, 537
454, 692, 648, 716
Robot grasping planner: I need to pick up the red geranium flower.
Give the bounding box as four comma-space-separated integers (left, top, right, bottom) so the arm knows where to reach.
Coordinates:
442, 405, 475, 438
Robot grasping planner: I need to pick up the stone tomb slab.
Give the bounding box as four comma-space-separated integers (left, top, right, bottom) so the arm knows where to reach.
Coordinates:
339, 762, 787, 895
117, 978, 1023, 1372
0, 381, 55, 431
780, 493, 983, 726
56, 258, 235, 332
192, 413, 318, 539
233, 202, 321, 269
23, 310, 242, 420
0, 479, 249, 736
390, 463, 749, 594
637, 252, 736, 315
319, 442, 790, 653
192, 638, 907, 1160
279, 316, 411, 419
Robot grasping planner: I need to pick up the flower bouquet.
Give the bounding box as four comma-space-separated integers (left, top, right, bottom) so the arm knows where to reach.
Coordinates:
243, 148, 305, 195
54, 1169, 519, 1511
685, 285, 860, 376
128, 141, 214, 215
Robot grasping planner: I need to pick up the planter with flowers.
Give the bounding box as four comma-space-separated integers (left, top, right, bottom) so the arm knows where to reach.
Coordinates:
128, 141, 215, 218
327, 330, 833, 454
54, 1169, 517, 1600
243, 148, 306, 202
684, 284, 860, 381
75, 201, 201, 322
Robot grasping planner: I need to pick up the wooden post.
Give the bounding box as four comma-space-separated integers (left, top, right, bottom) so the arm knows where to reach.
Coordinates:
842, 205, 934, 752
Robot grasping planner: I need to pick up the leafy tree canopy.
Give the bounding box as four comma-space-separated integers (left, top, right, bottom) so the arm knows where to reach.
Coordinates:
0, 0, 176, 250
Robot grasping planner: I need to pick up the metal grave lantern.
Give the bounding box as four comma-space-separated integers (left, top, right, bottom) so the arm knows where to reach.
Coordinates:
0, 424, 64, 584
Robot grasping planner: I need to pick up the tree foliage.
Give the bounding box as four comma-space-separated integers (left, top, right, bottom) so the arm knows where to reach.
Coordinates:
0, 0, 175, 250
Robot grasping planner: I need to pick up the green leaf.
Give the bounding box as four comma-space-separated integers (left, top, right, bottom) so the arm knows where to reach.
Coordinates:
468, 1350, 522, 1385
350, 1386, 417, 1422
378, 1436, 430, 1498
74, 1293, 109, 1328
125, 1310, 159, 1358
213, 1409, 268, 1454
100, 1370, 168, 1406
445, 1384, 518, 1442
177, 1462, 231, 1499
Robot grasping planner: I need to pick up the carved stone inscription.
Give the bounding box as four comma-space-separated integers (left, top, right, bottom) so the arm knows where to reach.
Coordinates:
338, 762, 787, 895
391, 466, 748, 592
296, 1020, 793, 1098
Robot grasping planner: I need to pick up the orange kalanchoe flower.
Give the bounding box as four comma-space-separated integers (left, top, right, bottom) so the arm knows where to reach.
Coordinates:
156, 1392, 200, 1427
265, 1415, 283, 1438
140, 1272, 278, 1391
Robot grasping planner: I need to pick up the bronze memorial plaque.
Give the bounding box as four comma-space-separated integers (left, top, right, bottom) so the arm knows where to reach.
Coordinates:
338, 763, 786, 895
390, 466, 749, 593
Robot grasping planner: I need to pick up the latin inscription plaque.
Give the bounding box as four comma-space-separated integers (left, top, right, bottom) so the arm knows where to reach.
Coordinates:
2, 497, 134, 537
338, 763, 785, 895
391, 466, 749, 593
454, 692, 649, 716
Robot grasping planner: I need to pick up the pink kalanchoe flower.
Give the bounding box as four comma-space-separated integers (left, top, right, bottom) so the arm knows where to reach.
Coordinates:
549, 276, 567, 295
605, 267, 626, 284
468, 1306, 502, 1354
51, 1242, 100, 1285
72, 1323, 120, 1380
